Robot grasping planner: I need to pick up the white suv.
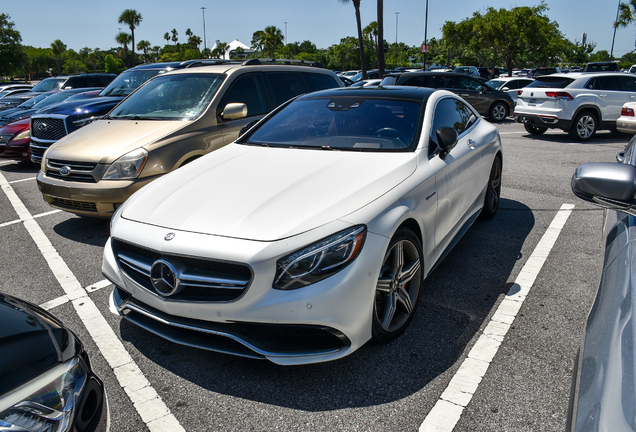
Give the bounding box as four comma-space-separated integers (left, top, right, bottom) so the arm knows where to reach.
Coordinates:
514, 72, 636, 140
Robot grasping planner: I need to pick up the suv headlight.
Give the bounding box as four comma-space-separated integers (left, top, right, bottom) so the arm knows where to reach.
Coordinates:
0, 357, 87, 432
72, 117, 97, 128
273, 225, 366, 290
102, 148, 148, 180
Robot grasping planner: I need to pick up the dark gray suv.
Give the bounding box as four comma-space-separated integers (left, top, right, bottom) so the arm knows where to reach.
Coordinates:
381, 72, 515, 122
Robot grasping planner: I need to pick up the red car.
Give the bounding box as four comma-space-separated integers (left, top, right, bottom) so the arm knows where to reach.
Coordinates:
0, 117, 31, 162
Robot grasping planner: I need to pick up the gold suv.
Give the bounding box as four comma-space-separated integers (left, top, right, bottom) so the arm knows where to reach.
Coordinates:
36, 60, 342, 217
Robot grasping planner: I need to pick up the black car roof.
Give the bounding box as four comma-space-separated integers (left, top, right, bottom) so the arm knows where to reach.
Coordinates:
298, 85, 436, 101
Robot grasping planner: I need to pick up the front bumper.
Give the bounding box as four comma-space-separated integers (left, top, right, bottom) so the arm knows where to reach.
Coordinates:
0, 139, 30, 161
37, 170, 157, 218
103, 218, 386, 365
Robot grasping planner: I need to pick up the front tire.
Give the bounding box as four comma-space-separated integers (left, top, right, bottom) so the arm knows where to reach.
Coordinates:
524, 123, 548, 135
372, 229, 423, 343
479, 156, 502, 220
569, 112, 597, 141
489, 102, 508, 122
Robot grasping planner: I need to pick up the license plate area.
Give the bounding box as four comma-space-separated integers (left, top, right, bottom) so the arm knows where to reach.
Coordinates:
528, 99, 536, 106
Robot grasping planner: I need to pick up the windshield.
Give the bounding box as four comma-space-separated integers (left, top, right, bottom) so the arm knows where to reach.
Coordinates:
31, 78, 66, 92
109, 73, 225, 121
244, 97, 421, 151
99, 69, 165, 97
31, 90, 83, 109
17, 92, 53, 108
486, 80, 504, 90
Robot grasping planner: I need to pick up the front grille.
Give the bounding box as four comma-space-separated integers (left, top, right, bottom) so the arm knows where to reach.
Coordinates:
31, 118, 67, 141
46, 159, 98, 183
30, 143, 47, 161
51, 198, 97, 212
113, 239, 253, 302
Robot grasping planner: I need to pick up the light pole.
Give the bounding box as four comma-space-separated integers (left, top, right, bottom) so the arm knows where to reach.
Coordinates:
284, 22, 288, 45
395, 12, 399, 69
201, 7, 207, 57
424, 0, 429, 69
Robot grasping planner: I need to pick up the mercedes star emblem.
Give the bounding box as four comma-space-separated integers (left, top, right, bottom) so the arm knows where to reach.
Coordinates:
150, 259, 179, 296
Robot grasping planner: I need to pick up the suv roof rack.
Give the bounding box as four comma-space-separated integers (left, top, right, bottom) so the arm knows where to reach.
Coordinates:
242, 58, 325, 68
182, 59, 243, 68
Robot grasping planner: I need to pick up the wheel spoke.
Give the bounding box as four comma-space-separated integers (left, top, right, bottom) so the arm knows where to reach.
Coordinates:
396, 285, 414, 315
376, 276, 392, 293
380, 292, 397, 330
399, 258, 421, 285
392, 241, 404, 276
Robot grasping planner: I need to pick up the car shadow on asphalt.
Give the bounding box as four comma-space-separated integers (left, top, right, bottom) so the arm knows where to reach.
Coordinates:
52, 216, 110, 247
0, 161, 39, 174
117, 197, 535, 411
520, 130, 631, 145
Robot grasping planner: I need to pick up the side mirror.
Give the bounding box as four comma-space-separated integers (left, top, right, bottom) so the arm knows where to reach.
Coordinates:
502, 87, 510, 92
571, 162, 636, 214
221, 103, 247, 121
436, 127, 458, 157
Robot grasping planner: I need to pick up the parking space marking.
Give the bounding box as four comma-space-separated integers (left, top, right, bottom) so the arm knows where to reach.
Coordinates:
9, 177, 36, 184
419, 203, 575, 432
0, 172, 184, 432
40, 279, 112, 310
0, 210, 63, 228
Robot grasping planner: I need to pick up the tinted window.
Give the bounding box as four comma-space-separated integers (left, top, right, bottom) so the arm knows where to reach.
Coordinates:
303, 72, 339, 92
622, 76, 636, 91
245, 97, 421, 151
586, 76, 622, 91
431, 98, 477, 152
526, 77, 575, 89
402, 75, 433, 87
219, 73, 268, 118
83, 77, 108, 87
458, 77, 483, 91
265, 72, 307, 106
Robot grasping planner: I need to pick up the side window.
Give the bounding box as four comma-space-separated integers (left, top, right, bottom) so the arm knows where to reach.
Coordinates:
303, 72, 339, 92
430, 98, 476, 154
586, 78, 599, 89
264, 72, 307, 106
84, 77, 106, 87
597, 76, 621, 91
219, 74, 268, 119
621, 76, 636, 91
438, 76, 458, 89
65, 77, 86, 88
403, 76, 429, 87
459, 77, 482, 91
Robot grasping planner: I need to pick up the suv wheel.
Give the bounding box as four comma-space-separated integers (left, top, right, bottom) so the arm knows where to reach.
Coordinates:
569, 112, 597, 141
489, 102, 508, 122
524, 124, 548, 135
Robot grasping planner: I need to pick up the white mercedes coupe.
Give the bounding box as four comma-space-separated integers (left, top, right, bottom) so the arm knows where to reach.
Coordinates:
103, 86, 503, 365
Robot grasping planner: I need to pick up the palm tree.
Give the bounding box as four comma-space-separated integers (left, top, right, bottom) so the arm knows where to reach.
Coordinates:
152, 46, 161, 62
377, 0, 385, 77
340, 0, 367, 79
261, 26, 284, 59
118, 9, 142, 66
137, 40, 151, 63
50, 39, 66, 75
115, 32, 132, 68
163, 32, 170, 45
364, 21, 378, 69
171, 29, 178, 45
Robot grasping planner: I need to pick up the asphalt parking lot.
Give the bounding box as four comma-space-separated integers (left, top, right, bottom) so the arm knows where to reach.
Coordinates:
0, 120, 627, 432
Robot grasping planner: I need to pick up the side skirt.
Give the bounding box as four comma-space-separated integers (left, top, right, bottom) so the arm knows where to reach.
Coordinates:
428, 208, 482, 275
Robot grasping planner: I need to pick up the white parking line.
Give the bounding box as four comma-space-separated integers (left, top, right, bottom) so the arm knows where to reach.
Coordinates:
0, 173, 185, 432
9, 176, 36, 184
40, 279, 112, 310
419, 203, 575, 432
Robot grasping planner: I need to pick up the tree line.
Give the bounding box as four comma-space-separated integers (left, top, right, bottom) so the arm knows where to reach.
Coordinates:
1, 3, 635, 81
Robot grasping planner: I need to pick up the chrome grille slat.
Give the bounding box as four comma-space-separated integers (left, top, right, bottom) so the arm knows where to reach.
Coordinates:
114, 240, 252, 302
45, 159, 98, 183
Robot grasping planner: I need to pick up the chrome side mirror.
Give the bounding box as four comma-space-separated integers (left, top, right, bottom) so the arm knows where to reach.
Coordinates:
221, 103, 248, 121
571, 162, 636, 214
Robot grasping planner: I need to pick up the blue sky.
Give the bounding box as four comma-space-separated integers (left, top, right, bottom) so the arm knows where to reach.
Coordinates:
5, 0, 633, 59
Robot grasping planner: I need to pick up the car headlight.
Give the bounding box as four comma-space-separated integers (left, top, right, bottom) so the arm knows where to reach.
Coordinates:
102, 148, 148, 180
273, 225, 366, 290
0, 357, 87, 432
72, 117, 97, 128
11, 129, 30, 142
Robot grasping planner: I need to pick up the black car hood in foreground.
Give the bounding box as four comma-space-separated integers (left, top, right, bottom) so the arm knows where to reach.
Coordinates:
0, 292, 81, 394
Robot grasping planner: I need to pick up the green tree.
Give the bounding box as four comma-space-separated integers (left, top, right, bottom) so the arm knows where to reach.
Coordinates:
0, 13, 25, 77
151, 45, 161, 62
589, 50, 611, 62
187, 35, 202, 49
104, 54, 124, 73
212, 42, 228, 59
364, 21, 378, 69
118, 9, 142, 66
137, 40, 151, 63
327, 37, 360, 70
340, 0, 367, 79
171, 29, 178, 45
251, 30, 265, 54
50, 39, 66, 75
261, 26, 284, 59
115, 32, 132, 67
163, 32, 170, 45
232, 46, 246, 59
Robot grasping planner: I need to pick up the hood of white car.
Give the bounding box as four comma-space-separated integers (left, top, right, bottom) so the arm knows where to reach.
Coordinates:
45, 119, 188, 164
122, 144, 417, 241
